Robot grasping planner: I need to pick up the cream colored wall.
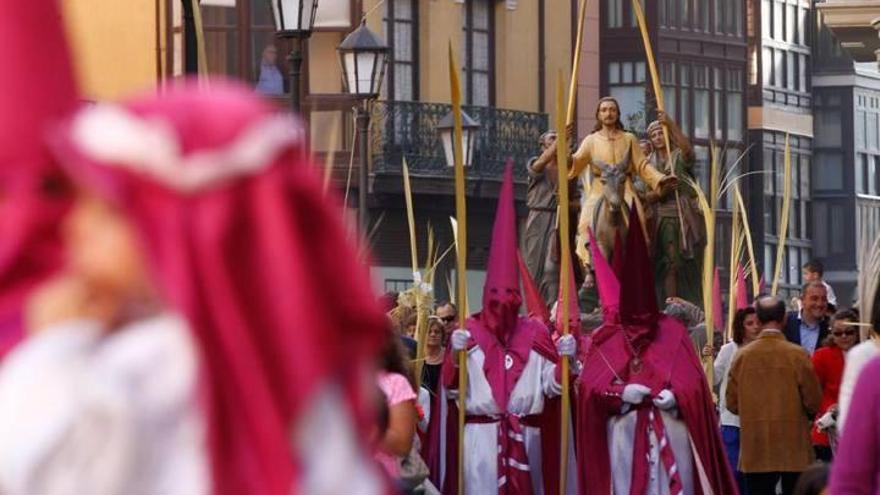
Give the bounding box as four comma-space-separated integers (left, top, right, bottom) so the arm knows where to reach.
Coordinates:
63, 0, 159, 101
308, 32, 345, 93
544, 0, 573, 126
495, 2, 539, 112
577, 0, 601, 139
418, 0, 462, 103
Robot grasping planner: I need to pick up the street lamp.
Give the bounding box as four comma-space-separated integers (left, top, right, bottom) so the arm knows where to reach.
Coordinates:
338, 21, 388, 232
270, 0, 319, 114
436, 109, 480, 168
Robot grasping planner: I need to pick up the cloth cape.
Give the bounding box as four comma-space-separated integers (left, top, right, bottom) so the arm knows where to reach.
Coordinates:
440, 314, 562, 494
575, 314, 737, 495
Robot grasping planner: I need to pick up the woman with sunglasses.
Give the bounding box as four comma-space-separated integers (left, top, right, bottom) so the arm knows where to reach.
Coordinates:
811, 308, 860, 461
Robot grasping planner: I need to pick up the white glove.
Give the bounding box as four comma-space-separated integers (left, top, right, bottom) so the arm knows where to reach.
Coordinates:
450, 329, 471, 352
556, 334, 577, 357
653, 389, 677, 410
621, 383, 652, 405
816, 411, 836, 432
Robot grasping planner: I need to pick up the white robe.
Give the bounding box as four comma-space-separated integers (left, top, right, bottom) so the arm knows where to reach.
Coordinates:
0, 315, 382, 495
607, 407, 696, 495
448, 347, 577, 495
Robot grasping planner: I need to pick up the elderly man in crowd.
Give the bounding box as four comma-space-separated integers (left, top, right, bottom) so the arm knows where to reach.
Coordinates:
784, 281, 830, 356
727, 296, 823, 495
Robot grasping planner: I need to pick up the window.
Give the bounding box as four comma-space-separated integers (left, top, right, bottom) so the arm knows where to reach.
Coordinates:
462, 0, 493, 106
871, 156, 879, 196
733, 0, 742, 36
786, 3, 796, 43
680, 64, 690, 134
661, 61, 677, 128
694, 66, 709, 139
714, 67, 722, 140
773, 1, 783, 40
630, 0, 645, 28
715, 0, 724, 33
607, 0, 624, 28
774, 49, 784, 87
385, 0, 418, 102
816, 109, 842, 148
814, 152, 844, 190
694, 145, 709, 189
798, 6, 807, 45
727, 69, 743, 142
202, 6, 242, 77
870, 113, 879, 150
857, 154, 866, 194
762, 47, 773, 86
192, 1, 354, 97
609, 61, 648, 132
680, 0, 690, 29
692, 0, 702, 31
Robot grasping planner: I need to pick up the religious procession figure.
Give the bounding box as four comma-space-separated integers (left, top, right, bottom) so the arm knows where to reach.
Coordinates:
442, 165, 578, 495
569, 97, 677, 287
575, 208, 737, 495
524, 128, 583, 308
645, 111, 705, 307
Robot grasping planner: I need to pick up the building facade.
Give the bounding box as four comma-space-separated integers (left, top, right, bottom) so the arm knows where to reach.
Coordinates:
599, 0, 880, 304
810, 5, 880, 305
59, 0, 600, 309
746, 0, 814, 299
599, 0, 748, 291
187, 0, 584, 307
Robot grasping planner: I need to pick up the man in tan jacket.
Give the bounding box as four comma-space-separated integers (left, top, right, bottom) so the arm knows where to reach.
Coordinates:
726, 295, 822, 495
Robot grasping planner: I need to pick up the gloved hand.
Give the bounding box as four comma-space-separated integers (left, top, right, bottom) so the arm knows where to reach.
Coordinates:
653, 389, 677, 410
621, 383, 652, 405
556, 334, 577, 357
816, 410, 836, 432
450, 329, 471, 352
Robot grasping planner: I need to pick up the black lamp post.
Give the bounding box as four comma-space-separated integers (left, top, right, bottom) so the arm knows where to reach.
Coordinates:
270, 0, 319, 114
337, 21, 388, 233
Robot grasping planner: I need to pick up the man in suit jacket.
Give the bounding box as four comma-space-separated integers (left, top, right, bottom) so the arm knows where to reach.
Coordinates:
727, 295, 823, 495
783, 281, 829, 356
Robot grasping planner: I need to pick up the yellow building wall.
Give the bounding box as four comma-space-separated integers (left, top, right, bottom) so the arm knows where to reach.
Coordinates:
317, 1, 567, 116
544, 1, 573, 126
309, 32, 345, 94
495, 1, 540, 113
62, 0, 159, 101
418, 0, 463, 103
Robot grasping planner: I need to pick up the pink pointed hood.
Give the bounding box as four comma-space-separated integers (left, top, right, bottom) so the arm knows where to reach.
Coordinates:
0, 0, 79, 355
619, 207, 660, 343
588, 228, 620, 322
735, 265, 749, 309
480, 161, 522, 337
517, 250, 550, 324
713, 267, 724, 333
555, 257, 582, 336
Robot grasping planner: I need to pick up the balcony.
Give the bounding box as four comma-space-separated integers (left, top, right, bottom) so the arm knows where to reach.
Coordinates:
816, 0, 880, 64
370, 100, 548, 183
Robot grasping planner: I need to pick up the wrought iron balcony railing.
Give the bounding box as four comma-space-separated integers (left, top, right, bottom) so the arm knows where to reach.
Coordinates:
371, 100, 548, 180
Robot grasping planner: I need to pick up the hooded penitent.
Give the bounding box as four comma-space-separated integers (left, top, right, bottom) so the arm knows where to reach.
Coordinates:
0, 0, 78, 355
576, 207, 737, 495
55, 82, 388, 495
441, 162, 560, 495
481, 162, 523, 337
